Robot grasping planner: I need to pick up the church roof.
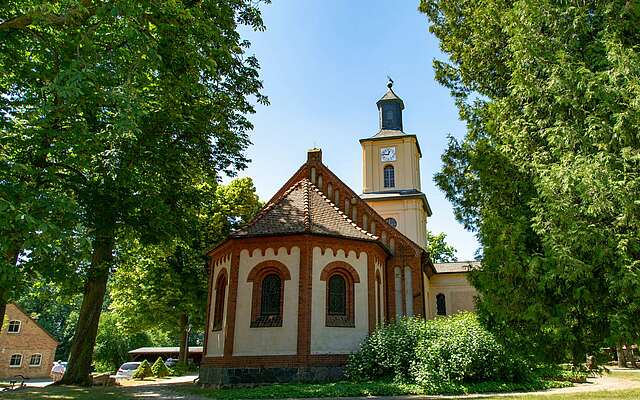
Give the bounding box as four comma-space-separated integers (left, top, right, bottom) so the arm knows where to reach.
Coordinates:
231, 178, 377, 242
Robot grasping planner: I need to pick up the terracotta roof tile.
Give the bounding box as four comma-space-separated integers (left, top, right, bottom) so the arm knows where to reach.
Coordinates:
232, 178, 376, 242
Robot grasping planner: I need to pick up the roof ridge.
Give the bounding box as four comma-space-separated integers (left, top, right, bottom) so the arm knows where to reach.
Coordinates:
306, 180, 378, 240
303, 179, 311, 232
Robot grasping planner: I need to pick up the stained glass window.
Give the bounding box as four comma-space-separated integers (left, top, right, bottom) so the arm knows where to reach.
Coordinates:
261, 274, 281, 316
328, 275, 347, 316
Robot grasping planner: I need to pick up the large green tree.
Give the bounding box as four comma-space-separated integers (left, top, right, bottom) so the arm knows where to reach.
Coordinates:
1, 0, 268, 384
426, 230, 458, 263
109, 177, 261, 363
421, 0, 640, 363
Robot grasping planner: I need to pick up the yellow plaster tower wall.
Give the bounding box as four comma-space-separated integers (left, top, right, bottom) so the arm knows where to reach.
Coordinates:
361, 137, 421, 193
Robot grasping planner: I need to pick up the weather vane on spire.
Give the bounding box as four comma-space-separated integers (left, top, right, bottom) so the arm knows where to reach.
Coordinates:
387, 75, 394, 88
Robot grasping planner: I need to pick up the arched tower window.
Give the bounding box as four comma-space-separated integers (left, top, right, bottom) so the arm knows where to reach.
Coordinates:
436, 293, 446, 316
383, 165, 395, 188
261, 274, 281, 317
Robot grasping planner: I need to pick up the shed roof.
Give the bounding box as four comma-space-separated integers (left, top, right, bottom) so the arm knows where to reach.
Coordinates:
128, 346, 203, 355
433, 261, 480, 274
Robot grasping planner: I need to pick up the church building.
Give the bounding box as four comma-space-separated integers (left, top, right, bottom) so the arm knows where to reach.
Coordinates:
200, 81, 477, 386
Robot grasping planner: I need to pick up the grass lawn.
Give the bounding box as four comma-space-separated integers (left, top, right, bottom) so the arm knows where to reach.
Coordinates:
2, 371, 639, 399
171, 379, 571, 399
0, 385, 133, 400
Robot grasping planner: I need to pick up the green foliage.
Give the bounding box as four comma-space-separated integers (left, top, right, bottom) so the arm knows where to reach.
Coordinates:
426, 230, 458, 263
131, 360, 153, 380
93, 312, 172, 373
109, 177, 261, 355
411, 313, 531, 390
173, 378, 570, 399
347, 313, 531, 388
151, 357, 170, 378
346, 317, 429, 382
1, 0, 269, 382
169, 361, 192, 377
420, 0, 640, 363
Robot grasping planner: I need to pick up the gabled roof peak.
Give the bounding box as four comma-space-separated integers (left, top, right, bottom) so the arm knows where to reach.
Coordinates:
231, 177, 377, 242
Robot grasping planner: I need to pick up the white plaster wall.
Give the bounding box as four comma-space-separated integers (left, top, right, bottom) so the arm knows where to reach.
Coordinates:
207, 255, 231, 357
311, 248, 369, 355
233, 247, 300, 356
429, 273, 476, 317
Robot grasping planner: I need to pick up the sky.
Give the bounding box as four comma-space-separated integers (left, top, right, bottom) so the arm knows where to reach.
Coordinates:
230, 0, 479, 260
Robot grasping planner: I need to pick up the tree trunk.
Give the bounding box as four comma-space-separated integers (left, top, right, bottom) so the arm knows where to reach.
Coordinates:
0, 289, 6, 333
61, 234, 114, 386
0, 246, 21, 332
617, 344, 627, 368
178, 313, 189, 364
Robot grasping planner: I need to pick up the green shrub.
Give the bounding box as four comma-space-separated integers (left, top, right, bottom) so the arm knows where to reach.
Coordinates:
346, 317, 432, 382
347, 312, 532, 389
151, 357, 170, 378
169, 361, 190, 376
411, 313, 531, 388
132, 360, 153, 380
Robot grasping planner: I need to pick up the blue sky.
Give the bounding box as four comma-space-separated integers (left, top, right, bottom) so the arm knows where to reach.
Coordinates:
232, 0, 479, 260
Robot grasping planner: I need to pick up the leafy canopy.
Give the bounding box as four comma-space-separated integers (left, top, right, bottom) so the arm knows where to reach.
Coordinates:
420, 0, 640, 362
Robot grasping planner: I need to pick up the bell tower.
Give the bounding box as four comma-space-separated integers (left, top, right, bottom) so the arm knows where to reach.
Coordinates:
360, 79, 432, 248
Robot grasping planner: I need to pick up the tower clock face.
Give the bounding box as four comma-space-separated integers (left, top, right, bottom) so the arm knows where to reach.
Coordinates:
380, 147, 396, 162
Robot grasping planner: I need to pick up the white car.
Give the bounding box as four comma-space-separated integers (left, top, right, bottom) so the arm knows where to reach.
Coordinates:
115, 362, 141, 379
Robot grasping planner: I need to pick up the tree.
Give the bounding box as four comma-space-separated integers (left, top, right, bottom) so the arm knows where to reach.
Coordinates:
421, 0, 640, 364
1, 0, 268, 384
109, 177, 261, 363
151, 357, 170, 378
427, 230, 458, 263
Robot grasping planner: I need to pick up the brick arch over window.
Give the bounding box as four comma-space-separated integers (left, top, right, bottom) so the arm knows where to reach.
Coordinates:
319, 261, 360, 283
320, 261, 360, 327
212, 269, 228, 332
247, 261, 292, 328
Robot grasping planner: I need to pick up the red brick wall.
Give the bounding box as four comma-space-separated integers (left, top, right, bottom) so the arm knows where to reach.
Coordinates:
0, 304, 58, 379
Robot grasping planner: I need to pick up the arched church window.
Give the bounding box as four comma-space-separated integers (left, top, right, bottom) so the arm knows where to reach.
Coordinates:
321, 262, 359, 327
247, 260, 291, 328
385, 217, 397, 228
212, 272, 227, 331
328, 275, 346, 316
384, 165, 395, 188
261, 274, 281, 317
436, 293, 446, 316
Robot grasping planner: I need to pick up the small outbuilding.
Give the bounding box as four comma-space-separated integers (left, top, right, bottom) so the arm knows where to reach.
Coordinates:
128, 346, 203, 365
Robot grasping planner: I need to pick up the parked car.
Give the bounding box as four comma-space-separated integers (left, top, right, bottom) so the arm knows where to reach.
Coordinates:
115, 362, 141, 379
50, 361, 67, 381
165, 358, 178, 368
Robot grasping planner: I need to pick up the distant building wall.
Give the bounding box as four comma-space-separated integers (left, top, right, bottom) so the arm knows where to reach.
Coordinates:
428, 273, 476, 319
0, 304, 58, 379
